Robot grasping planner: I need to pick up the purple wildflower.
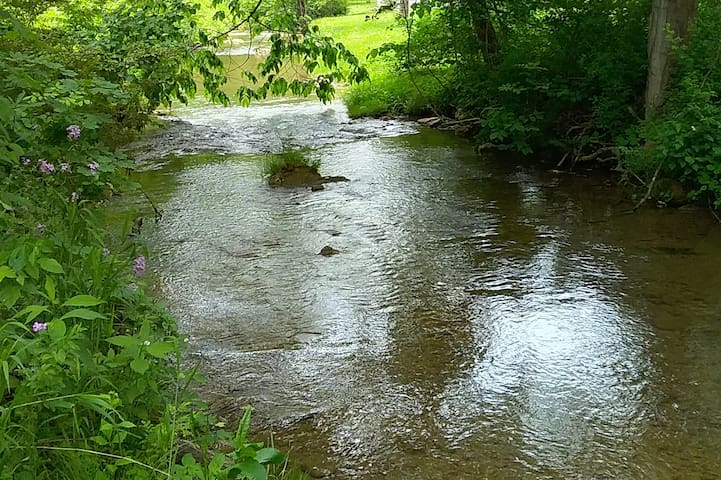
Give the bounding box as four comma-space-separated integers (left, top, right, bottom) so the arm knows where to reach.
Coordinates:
66, 125, 81, 141
60, 163, 70, 173
70, 191, 79, 202
133, 256, 146, 277
32, 322, 48, 332
36, 224, 46, 235
88, 162, 99, 174
21, 157, 31, 166
39, 159, 55, 175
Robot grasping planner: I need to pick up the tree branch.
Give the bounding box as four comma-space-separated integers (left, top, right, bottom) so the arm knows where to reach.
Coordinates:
193, 0, 264, 51
633, 161, 664, 211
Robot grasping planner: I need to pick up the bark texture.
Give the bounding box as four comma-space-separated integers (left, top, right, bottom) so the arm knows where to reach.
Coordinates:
645, 0, 698, 115
297, 0, 306, 17
467, 2, 500, 66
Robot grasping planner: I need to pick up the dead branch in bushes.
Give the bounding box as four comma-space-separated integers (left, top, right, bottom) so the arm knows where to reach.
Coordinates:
709, 197, 721, 224
633, 161, 663, 211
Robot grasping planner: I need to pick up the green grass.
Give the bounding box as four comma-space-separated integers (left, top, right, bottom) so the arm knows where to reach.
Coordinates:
313, 0, 404, 64
313, 0, 450, 118
261, 151, 321, 177
343, 69, 450, 117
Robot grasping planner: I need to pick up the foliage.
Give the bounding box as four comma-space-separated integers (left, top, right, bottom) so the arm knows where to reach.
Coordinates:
623, 1, 721, 206
0, 1, 330, 478
261, 150, 321, 177
312, 0, 404, 82
344, 70, 447, 118
307, 0, 348, 19
343, 0, 721, 206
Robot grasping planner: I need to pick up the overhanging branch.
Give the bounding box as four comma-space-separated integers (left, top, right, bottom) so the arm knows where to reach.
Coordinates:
192, 0, 264, 51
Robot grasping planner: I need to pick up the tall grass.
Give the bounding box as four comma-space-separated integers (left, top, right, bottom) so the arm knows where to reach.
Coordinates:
262, 151, 321, 177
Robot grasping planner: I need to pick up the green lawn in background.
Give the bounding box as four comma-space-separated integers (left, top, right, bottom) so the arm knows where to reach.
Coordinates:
312, 0, 404, 76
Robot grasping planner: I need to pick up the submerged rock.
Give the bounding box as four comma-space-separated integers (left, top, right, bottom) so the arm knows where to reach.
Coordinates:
268, 165, 350, 189
269, 165, 323, 188
319, 245, 340, 256
322, 175, 350, 183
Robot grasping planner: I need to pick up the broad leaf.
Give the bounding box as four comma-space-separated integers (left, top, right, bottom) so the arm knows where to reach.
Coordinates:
63, 295, 105, 307
60, 308, 106, 320
38, 258, 64, 274
145, 341, 176, 358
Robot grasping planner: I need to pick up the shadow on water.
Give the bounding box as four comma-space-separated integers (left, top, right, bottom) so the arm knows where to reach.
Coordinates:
120, 100, 721, 479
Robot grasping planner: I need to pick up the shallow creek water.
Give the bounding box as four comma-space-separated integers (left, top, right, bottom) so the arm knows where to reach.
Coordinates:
125, 100, 721, 479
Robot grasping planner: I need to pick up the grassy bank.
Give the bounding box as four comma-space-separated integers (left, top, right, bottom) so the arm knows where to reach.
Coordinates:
313, 0, 449, 117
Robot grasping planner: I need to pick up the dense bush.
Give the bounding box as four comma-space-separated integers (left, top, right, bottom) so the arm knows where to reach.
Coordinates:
624, 1, 721, 206
307, 0, 348, 19
346, 0, 721, 206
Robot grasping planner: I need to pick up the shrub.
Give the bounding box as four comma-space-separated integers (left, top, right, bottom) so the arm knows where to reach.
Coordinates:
307, 0, 348, 19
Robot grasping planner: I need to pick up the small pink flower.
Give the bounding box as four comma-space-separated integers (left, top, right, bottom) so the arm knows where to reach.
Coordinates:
133, 256, 146, 276
66, 125, 81, 140
87, 162, 99, 174
32, 322, 48, 332
39, 160, 55, 174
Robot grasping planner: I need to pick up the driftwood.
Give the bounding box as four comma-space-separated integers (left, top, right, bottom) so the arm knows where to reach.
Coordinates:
575, 146, 620, 163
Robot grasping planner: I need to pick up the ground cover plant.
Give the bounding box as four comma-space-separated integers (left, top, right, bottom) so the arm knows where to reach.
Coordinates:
0, 0, 361, 477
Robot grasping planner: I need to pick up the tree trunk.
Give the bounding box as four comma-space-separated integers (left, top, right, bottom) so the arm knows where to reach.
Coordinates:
297, 0, 306, 18
644, 0, 698, 116
468, 4, 500, 66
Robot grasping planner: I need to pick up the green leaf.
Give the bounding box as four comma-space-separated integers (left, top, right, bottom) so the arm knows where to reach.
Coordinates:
48, 320, 67, 341
237, 459, 267, 480
13, 305, 49, 322
130, 357, 150, 374
45, 276, 56, 302
106, 335, 139, 348
60, 308, 106, 320
1, 285, 21, 307
63, 295, 104, 307
0, 265, 16, 282
139, 319, 151, 340
234, 406, 253, 448
145, 341, 176, 358
255, 447, 285, 465
38, 258, 64, 274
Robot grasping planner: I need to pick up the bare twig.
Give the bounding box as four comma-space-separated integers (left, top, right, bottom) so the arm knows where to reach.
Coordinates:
629, 170, 647, 186
575, 146, 620, 163
708, 196, 721, 224
633, 161, 663, 211
557, 151, 570, 168
142, 188, 163, 222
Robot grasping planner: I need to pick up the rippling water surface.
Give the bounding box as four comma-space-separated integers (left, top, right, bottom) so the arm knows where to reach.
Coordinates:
125, 100, 721, 479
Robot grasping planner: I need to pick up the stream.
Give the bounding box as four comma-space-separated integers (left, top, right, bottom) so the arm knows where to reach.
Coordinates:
124, 99, 721, 479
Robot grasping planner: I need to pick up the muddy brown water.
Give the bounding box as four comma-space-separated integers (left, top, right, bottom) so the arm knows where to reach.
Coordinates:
124, 100, 721, 479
